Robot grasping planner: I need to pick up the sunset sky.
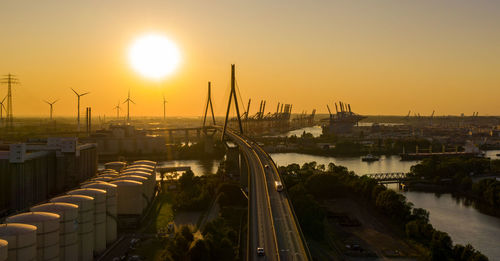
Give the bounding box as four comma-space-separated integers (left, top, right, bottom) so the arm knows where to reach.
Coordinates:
1, 1, 499, 117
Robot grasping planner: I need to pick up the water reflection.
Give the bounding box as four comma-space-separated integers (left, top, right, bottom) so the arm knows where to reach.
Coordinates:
158, 159, 220, 176
270, 153, 418, 175
404, 192, 500, 260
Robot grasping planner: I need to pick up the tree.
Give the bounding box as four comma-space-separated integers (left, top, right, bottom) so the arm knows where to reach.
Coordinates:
189, 240, 210, 261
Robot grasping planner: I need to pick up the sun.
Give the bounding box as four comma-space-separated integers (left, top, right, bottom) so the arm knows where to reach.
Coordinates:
128, 33, 181, 80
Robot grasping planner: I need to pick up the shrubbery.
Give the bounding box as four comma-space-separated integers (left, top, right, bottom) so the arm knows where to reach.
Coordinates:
411, 157, 500, 209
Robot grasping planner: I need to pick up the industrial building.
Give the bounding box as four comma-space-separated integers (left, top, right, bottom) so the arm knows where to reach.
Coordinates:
0, 138, 97, 217
84, 124, 167, 160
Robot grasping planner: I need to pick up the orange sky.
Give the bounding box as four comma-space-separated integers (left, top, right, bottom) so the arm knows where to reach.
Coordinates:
1, 1, 499, 118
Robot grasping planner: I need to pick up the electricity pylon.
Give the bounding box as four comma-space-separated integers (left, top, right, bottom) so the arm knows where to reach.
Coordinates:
1, 74, 19, 128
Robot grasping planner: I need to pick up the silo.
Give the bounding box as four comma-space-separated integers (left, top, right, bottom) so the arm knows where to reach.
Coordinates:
50, 195, 94, 261
109, 180, 143, 215
112, 176, 148, 209
124, 166, 155, 173
67, 188, 107, 254
30, 203, 79, 261
98, 173, 119, 179
122, 172, 154, 199
0, 224, 37, 261
5, 212, 60, 261
131, 160, 156, 167
99, 169, 118, 175
81, 182, 118, 245
0, 239, 8, 261
104, 162, 126, 172
91, 176, 112, 182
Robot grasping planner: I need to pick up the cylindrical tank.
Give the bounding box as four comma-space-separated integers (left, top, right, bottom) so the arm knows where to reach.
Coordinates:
124, 165, 154, 171
122, 168, 152, 174
98, 174, 119, 179
81, 182, 118, 245
0, 239, 8, 261
67, 189, 107, 254
98, 169, 118, 175
131, 160, 156, 167
50, 195, 94, 261
109, 180, 143, 215
122, 172, 154, 199
104, 162, 126, 172
124, 165, 154, 172
112, 176, 148, 209
91, 176, 112, 182
5, 212, 60, 261
0, 224, 37, 261
30, 203, 79, 261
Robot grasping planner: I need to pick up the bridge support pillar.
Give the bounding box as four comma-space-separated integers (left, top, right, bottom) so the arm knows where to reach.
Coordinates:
225, 142, 240, 179
185, 130, 189, 145
168, 130, 174, 143
204, 135, 214, 154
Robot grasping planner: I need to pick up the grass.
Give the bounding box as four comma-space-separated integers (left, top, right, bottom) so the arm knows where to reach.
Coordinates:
131, 190, 175, 260
142, 191, 174, 233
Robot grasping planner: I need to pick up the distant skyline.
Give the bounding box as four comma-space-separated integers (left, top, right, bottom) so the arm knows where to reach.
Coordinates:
1, 1, 499, 117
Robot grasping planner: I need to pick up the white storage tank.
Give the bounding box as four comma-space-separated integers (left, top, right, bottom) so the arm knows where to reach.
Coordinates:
122, 168, 152, 175
124, 166, 155, 173
50, 195, 94, 261
131, 160, 156, 167
104, 161, 126, 172
67, 188, 107, 254
0, 224, 37, 261
91, 176, 112, 182
5, 212, 60, 261
30, 203, 79, 261
124, 165, 154, 172
0, 239, 8, 261
98, 174, 119, 179
99, 169, 118, 174
112, 176, 149, 209
122, 172, 154, 199
81, 182, 118, 245
109, 180, 143, 215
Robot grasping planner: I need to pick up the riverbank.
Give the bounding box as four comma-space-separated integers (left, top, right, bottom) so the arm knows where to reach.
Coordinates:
279, 161, 489, 260
406, 181, 500, 218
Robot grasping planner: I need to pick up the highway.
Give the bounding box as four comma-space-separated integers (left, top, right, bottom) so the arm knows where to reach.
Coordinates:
222, 128, 309, 261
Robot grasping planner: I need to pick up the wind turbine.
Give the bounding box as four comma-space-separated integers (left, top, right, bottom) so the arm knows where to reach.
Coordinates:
163, 95, 167, 121
123, 90, 135, 122
71, 88, 90, 132
44, 99, 59, 120
113, 101, 121, 119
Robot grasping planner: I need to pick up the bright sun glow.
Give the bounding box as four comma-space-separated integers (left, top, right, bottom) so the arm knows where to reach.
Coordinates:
128, 33, 181, 80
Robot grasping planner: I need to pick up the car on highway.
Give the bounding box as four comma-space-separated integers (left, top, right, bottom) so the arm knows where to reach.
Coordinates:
274, 181, 283, 192
257, 247, 265, 256
264, 164, 269, 169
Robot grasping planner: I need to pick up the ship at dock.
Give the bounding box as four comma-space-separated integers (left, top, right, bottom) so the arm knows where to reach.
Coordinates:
321, 101, 366, 135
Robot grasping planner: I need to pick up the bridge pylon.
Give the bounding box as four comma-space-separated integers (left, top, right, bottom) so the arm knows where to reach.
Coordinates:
202, 81, 216, 131
222, 64, 243, 141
